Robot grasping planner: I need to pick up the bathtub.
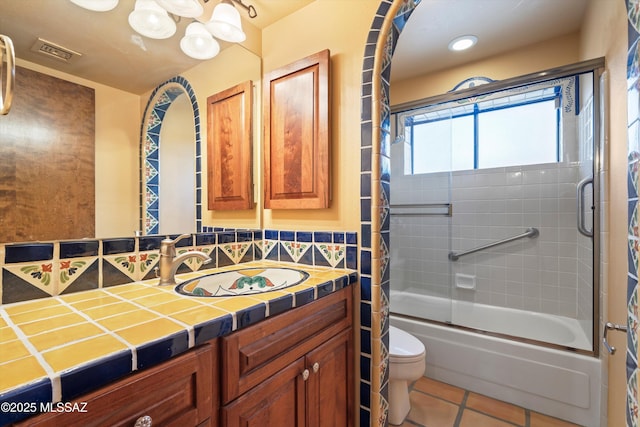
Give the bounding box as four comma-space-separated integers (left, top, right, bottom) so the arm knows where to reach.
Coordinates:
390, 292, 602, 427
390, 290, 592, 350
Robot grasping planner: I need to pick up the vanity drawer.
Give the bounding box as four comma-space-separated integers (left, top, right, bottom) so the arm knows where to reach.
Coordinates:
221, 286, 352, 403
15, 343, 216, 427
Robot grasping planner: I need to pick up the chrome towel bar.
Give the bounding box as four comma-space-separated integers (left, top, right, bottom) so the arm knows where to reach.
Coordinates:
389, 203, 452, 217
448, 227, 539, 261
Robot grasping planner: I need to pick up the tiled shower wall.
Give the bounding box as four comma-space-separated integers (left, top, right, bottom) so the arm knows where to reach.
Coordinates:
0, 229, 358, 305
390, 161, 590, 319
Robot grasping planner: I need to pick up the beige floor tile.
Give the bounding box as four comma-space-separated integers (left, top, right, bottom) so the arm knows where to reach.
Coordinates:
405, 391, 459, 427
530, 411, 582, 427
459, 409, 517, 427
412, 376, 465, 404
465, 392, 525, 425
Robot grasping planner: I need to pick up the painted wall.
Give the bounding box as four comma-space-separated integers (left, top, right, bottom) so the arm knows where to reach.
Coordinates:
390, 32, 581, 106
579, 1, 629, 426
260, 0, 379, 233
141, 44, 263, 230
15, 58, 140, 239
158, 94, 196, 234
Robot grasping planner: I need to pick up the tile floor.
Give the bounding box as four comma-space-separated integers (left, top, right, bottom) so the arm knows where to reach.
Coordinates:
398, 377, 582, 427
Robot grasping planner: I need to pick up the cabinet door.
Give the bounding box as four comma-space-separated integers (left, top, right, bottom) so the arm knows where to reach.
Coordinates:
207, 80, 254, 210
263, 49, 330, 209
14, 344, 216, 427
222, 358, 307, 427
306, 329, 353, 427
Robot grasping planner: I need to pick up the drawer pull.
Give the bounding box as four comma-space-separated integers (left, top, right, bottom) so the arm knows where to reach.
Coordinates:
312, 362, 320, 373
302, 369, 310, 381
134, 415, 152, 427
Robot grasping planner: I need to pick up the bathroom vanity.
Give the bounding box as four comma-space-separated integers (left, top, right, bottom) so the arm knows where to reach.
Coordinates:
1, 262, 356, 427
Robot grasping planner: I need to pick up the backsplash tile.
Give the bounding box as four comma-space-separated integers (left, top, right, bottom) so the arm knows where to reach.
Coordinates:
0, 229, 358, 304
58, 241, 99, 295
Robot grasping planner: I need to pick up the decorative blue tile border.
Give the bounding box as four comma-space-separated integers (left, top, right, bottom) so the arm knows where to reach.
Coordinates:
263, 230, 358, 269
140, 76, 202, 235
360, 1, 420, 425
0, 229, 357, 305
627, 0, 640, 424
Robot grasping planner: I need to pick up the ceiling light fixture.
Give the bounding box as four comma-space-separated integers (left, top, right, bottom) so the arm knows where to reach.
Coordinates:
448, 35, 478, 52
67, 0, 256, 60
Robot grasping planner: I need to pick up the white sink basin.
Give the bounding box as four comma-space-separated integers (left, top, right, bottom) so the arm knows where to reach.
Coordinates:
175, 267, 309, 297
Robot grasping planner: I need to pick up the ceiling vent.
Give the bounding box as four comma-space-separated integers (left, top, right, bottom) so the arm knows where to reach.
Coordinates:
30, 38, 82, 63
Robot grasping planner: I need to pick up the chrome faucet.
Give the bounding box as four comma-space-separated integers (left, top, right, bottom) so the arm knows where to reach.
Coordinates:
156, 234, 212, 286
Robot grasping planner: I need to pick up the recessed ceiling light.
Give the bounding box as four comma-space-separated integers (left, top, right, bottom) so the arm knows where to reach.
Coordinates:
448, 35, 478, 52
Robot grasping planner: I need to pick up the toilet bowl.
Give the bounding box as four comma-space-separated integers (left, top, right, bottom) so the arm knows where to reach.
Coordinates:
388, 325, 426, 425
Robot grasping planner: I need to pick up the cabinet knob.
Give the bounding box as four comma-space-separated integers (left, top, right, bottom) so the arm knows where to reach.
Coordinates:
134, 415, 152, 427
302, 369, 310, 381
312, 362, 320, 373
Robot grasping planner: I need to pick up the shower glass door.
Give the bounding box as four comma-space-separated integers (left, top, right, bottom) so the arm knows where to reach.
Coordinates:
389, 108, 454, 324
389, 61, 602, 353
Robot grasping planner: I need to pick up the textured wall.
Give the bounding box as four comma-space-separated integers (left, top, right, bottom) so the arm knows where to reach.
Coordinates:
0, 66, 95, 242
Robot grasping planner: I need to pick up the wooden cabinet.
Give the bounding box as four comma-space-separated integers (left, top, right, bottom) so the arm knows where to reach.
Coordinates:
14, 343, 217, 427
12, 286, 353, 427
306, 330, 352, 427
221, 286, 353, 427
263, 50, 331, 209
207, 80, 254, 210
221, 357, 307, 427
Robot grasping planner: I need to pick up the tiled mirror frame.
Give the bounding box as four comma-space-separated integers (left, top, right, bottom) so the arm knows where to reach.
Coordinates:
140, 76, 203, 235
360, 0, 420, 425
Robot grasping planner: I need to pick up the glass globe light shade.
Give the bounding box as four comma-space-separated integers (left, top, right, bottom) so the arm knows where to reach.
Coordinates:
205, 2, 246, 43
155, 0, 203, 18
128, 0, 177, 39
69, 0, 119, 12
180, 22, 220, 60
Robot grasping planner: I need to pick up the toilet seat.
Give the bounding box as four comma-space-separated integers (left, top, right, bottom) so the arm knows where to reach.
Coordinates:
389, 325, 425, 363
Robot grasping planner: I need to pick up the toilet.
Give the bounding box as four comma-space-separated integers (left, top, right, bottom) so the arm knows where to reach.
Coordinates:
388, 325, 426, 425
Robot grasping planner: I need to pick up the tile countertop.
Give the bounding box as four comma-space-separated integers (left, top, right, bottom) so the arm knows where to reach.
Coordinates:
0, 260, 358, 422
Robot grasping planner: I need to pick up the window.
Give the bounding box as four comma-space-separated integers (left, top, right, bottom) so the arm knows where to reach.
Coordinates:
401, 86, 562, 174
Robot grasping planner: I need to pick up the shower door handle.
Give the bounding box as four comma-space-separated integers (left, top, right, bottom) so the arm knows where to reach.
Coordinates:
577, 176, 593, 238
603, 322, 627, 355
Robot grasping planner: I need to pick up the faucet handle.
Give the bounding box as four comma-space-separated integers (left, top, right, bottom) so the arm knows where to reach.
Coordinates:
160, 233, 191, 256
166, 233, 191, 245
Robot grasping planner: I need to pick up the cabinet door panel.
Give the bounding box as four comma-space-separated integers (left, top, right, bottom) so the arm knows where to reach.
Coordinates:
223, 358, 306, 427
306, 329, 353, 427
207, 80, 254, 210
222, 287, 352, 403
14, 344, 216, 427
263, 49, 330, 209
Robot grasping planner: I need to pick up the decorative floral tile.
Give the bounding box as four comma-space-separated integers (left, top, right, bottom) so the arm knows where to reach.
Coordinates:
315, 243, 345, 267
3, 262, 57, 297
281, 241, 312, 263
264, 240, 279, 260
378, 392, 389, 427
629, 367, 639, 427
630, 152, 640, 197
380, 339, 389, 388
219, 242, 252, 265
103, 254, 140, 283
58, 258, 98, 294
175, 247, 214, 271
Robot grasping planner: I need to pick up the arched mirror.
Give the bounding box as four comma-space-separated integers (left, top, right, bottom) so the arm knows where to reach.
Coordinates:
140, 77, 201, 235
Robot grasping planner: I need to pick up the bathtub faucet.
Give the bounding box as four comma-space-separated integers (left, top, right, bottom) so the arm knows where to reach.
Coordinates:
156, 234, 212, 286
